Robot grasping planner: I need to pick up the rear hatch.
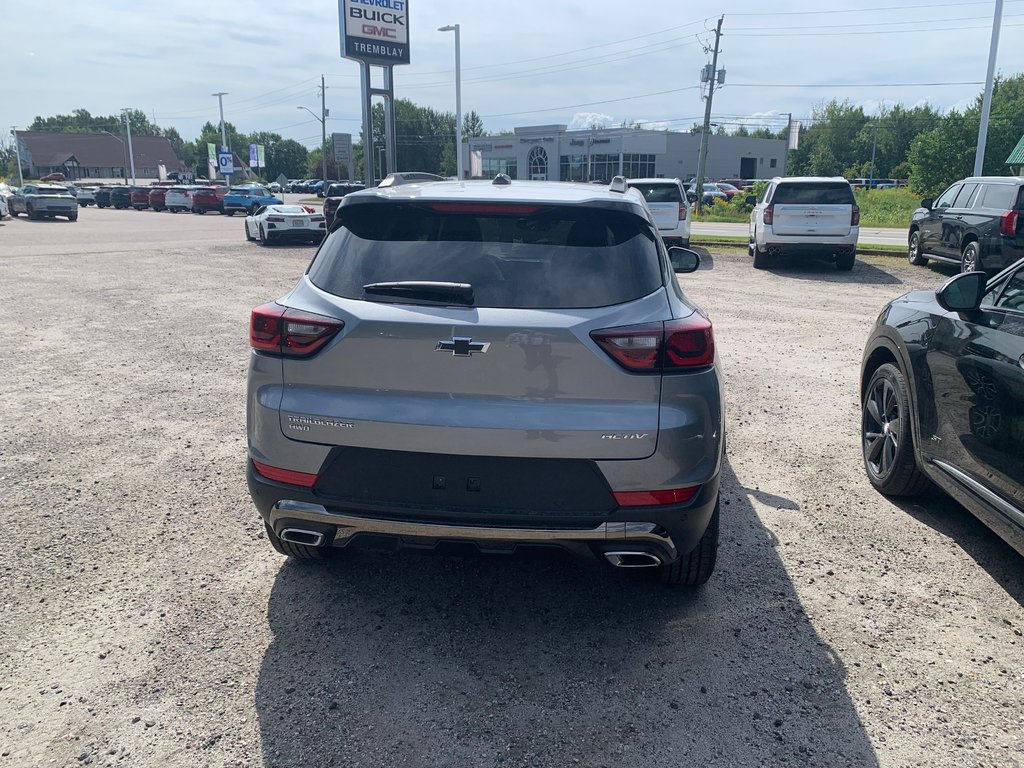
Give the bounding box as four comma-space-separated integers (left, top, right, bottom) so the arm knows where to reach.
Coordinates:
770, 181, 855, 237
36, 189, 75, 211
276, 200, 670, 460
630, 182, 683, 232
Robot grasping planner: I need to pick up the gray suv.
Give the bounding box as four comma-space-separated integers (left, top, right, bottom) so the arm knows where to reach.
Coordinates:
246, 175, 725, 586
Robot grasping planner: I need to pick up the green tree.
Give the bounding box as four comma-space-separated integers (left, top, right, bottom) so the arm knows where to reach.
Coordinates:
462, 110, 485, 138
788, 100, 868, 176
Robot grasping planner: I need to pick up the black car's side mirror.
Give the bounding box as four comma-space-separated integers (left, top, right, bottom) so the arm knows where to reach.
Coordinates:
936, 271, 987, 313
669, 246, 701, 273
744, 195, 756, 206
921, 198, 933, 210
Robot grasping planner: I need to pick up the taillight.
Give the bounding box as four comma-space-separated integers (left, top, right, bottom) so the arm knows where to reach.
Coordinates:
1000, 210, 1018, 236
252, 459, 319, 488
851, 205, 861, 226
267, 216, 285, 222
249, 304, 344, 357
613, 485, 700, 506
763, 204, 774, 225
590, 315, 714, 373
679, 203, 688, 221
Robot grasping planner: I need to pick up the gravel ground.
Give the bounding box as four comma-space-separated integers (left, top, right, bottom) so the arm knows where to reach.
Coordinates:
1, 208, 1022, 768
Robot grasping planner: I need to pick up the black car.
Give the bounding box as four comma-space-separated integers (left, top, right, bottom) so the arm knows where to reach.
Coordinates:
860, 262, 1024, 557
322, 182, 366, 226
94, 187, 113, 208
908, 176, 1024, 274
109, 186, 132, 210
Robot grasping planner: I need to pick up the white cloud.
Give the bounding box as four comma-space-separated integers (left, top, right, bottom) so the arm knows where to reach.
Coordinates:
568, 112, 614, 131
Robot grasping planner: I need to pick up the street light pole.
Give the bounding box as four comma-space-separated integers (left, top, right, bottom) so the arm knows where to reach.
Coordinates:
297, 105, 327, 185
122, 109, 136, 184
974, 0, 1003, 175
11, 127, 24, 186
438, 24, 463, 180
98, 129, 127, 182
320, 74, 328, 189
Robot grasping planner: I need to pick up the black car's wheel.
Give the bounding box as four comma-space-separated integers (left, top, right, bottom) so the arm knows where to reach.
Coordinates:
862, 363, 929, 496
264, 523, 332, 560
68, 213, 78, 222
961, 241, 981, 273
835, 251, 855, 271
657, 497, 719, 586
908, 230, 927, 265
226, 210, 235, 217
9, 207, 17, 218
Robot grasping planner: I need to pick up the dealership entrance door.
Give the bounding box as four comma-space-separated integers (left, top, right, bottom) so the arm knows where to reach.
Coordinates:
740, 157, 757, 179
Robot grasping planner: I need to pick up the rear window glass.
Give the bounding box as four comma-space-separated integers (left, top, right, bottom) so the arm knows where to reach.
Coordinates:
308, 203, 662, 309
632, 184, 682, 203
975, 183, 1018, 210
771, 183, 854, 205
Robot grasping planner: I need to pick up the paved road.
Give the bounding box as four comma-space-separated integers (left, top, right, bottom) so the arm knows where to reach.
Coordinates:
1, 209, 1021, 768
692, 220, 907, 247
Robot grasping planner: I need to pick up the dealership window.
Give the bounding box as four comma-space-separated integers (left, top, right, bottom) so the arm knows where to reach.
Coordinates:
560, 154, 585, 181
528, 146, 549, 179
588, 154, 622, 183
770, 158, 777, 168
622, 154, 656, 178
481, 158, 517, 179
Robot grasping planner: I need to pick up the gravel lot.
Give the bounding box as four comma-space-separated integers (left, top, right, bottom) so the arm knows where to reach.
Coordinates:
1, 208, 1022, 768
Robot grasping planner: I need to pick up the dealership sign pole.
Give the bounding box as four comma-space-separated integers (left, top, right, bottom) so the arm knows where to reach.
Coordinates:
338, 0, 409, 186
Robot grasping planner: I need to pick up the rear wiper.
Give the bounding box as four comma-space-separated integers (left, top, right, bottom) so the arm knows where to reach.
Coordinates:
362, 281, 474, 305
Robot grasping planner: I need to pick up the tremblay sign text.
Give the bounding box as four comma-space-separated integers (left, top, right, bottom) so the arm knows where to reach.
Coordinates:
338, 0, 410, 66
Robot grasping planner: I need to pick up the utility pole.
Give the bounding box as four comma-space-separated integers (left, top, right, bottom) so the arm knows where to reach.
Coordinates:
11, 127, 24, 186
320, 75, 328, 188
122, 109, 136, 184
869, 120, 879, 187
695, 15, 724, 217
211, 92, 229, 187
783, 112, 792, 177
974, 0, 1003, 176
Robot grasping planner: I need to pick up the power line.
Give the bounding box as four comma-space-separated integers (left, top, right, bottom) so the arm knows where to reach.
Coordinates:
731, 0, 1022, 15
480, 86, 701, 119
731, 21, 1024, 36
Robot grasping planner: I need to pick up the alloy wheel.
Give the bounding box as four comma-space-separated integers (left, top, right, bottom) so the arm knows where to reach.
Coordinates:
863, 376, 901, 479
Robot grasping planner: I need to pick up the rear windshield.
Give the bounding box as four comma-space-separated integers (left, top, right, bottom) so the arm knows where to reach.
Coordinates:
308, 202, 663, 309
771, 183, 855, 205
632, 184, 682, 203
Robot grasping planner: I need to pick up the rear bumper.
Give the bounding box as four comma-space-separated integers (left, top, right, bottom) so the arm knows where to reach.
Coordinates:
248, 460, 720, 564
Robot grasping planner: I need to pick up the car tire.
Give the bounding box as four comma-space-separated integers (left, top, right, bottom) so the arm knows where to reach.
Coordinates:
656, 497, 719, 587
226, 210, 235, 217
908, 230, 927, 265
835, 251, 855, 271
264, 523, 332, 560
680, 238, 690, 248
961, 241, 981, 273
259, 224, 270, 245
861, 363, 930, 496
752, 244, 770, 269
68, 213, 77, 222
9, 207, 17, 218
245, 222, 254, 242
26, 203, 37, 220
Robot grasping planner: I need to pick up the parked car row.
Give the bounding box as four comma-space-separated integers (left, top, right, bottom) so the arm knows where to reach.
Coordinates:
88, 184, 282, 215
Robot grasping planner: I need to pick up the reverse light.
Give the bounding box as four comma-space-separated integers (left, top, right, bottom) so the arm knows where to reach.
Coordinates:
613, 485, 700, 506
252, 459, 319, 488
763, 204, 774, 225
1000, 210, 1018, 236
591, 316, 715, 373
250, 304, 344, 357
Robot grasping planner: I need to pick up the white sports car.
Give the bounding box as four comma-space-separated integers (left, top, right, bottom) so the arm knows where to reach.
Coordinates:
244, 204, 327, 245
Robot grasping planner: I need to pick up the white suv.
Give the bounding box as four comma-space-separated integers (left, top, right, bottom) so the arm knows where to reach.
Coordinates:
628, 178, 691, 247
748, 177, 859, 270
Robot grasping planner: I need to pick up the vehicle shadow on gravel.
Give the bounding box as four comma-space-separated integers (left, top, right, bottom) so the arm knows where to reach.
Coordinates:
686, 246, 715, 270
255, 462, 880, 767
890, 493, 1024, 608
762, 258, 902, 285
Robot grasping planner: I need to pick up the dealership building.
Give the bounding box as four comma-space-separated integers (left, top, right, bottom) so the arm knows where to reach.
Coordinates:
464, 124, 787, 182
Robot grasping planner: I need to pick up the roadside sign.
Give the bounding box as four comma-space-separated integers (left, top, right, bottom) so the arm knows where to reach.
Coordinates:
338, 0, 410, 66
218, 151, 234, 175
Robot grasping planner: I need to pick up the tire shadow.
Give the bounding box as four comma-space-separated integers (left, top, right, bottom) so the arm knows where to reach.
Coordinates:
255, 462, 880, 767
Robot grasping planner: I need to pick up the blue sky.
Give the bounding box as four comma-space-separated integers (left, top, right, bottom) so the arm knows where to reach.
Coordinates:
5, 0, 1023, 146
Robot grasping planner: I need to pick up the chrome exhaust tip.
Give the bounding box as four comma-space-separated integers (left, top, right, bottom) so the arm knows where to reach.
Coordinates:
279, 528, 326, 547
604, 551, 662, 568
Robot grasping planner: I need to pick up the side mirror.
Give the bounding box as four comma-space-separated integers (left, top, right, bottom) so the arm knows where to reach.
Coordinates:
744, 195, 756, 206
936, 271, 986, 313
669, 246, 701, 274
921, 198, 933, 210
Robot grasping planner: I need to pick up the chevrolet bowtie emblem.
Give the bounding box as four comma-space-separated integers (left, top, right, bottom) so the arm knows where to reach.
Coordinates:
435, 337, 490, 356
